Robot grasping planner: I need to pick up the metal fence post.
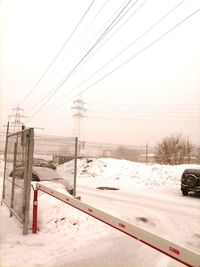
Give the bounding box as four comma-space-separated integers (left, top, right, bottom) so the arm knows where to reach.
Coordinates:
23, 128, 34, 235
73, 137, 78, 197
1, 121, 9, 204
10, 141, 18, 217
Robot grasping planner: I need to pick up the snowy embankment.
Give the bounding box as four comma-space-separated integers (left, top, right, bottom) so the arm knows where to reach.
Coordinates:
58, 157, 199, 189
0, 158, 200, 267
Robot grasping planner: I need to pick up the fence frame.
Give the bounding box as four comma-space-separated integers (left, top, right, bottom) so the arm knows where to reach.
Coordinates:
1, 127, 34, 234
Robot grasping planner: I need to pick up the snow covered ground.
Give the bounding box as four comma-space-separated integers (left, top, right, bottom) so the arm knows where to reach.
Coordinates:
0, 158, 200, 267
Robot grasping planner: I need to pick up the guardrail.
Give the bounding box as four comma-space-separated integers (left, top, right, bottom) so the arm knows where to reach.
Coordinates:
35, 183, 200, 267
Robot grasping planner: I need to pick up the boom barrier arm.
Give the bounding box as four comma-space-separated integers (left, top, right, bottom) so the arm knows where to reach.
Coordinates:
36, 183, 200, 267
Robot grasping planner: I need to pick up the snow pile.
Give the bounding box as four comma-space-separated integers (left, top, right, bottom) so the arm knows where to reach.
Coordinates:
37, 183, 110, 238
58, 158, 200, 188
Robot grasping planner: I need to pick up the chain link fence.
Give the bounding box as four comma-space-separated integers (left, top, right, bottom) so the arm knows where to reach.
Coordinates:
2, 127, 34, 234
34, 135, 77, 195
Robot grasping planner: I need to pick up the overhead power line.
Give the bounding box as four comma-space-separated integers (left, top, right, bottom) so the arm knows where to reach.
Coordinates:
88, 115, 200, 123
64, 0, 111, 56
87, 102, 200, 108
89, 108, 200, 114
35, 0, 148, 113
30, 0, 192, 118
26, 7, 200, 124
85, 0, 139, 50
25, 0, 136, 116
56, 0, 186, 109
77, 0, 148, 70
25, 0, 140, 124
82, 0, 186, 73
77, 8, 200, 97
20, 0, 96, 106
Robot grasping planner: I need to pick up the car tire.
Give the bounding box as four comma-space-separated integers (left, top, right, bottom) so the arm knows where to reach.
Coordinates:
68, 189, 74, 195
182, 189, 188, 196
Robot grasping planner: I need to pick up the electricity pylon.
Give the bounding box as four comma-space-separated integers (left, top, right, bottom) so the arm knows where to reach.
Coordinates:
9, 105, 27, 132
71, 97, 86, 140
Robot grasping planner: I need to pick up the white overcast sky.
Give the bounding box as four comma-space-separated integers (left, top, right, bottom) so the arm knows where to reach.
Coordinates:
0, 0, 200, 146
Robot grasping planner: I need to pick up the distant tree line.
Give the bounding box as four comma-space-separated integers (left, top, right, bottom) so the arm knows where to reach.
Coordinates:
154, 134, 193, 165
111, 134, 198, 165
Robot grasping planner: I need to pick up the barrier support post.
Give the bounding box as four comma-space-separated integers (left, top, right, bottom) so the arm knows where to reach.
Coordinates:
32, 189, 38, 234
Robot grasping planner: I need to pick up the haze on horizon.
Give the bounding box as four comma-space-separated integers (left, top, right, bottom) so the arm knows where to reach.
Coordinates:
1, 0, 200, 146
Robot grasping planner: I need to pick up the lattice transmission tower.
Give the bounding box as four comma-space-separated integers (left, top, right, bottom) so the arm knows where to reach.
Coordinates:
9, 105, 27, 132
71, 97, 87, 141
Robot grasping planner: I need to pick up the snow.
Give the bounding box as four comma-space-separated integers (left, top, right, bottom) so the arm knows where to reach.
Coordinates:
0, 158, 200, 267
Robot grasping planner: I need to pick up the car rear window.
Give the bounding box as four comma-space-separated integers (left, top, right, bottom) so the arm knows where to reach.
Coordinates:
33, 167, 61, 181
183, 169, 200, 177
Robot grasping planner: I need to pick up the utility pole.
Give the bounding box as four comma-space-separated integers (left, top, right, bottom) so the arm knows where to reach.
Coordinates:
71, 98, 87, 197
145, 143, 148, 165
9, 105, 27, 132
186, 134, 191, 164
145, 137, 152, 165
187, 138, 190, 163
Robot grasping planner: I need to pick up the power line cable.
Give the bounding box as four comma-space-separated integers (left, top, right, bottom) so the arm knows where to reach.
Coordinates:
87, 104, 200, 112
25, 0, 111, 113
76, 8, 200, 97
25, 0, 140, 124
89, 108, 200, 114
85, 0, 140, 50
63, 0, 111, 55
77, 0, 148, 69
88, 115, 200, 122
20, 0, 96, 106
27, 7, 200, 124
80, 0, 186, 70
32, 0, 189, 116
25, 0, 135, 115
32, 102, 200, 122
71, 0, 139, 63
87, 102, 200, 107
39, 0, 147, 111
60, 7, 200, 112
66, 0, 187, 97
34, 101, 200, 118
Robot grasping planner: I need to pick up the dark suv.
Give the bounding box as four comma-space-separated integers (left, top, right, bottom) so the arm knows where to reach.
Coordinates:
181, 169, 200, 196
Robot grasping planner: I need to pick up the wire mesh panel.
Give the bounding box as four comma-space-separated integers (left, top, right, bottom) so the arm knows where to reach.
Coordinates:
2, 128, 34, 234
34, 134, 77, 194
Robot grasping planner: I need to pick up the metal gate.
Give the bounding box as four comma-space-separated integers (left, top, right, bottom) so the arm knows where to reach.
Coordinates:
2, 126, 34, 234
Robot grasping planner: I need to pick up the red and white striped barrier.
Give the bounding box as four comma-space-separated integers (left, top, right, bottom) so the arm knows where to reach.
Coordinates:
32, 189, 38, 234
36, 183, 200, 267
